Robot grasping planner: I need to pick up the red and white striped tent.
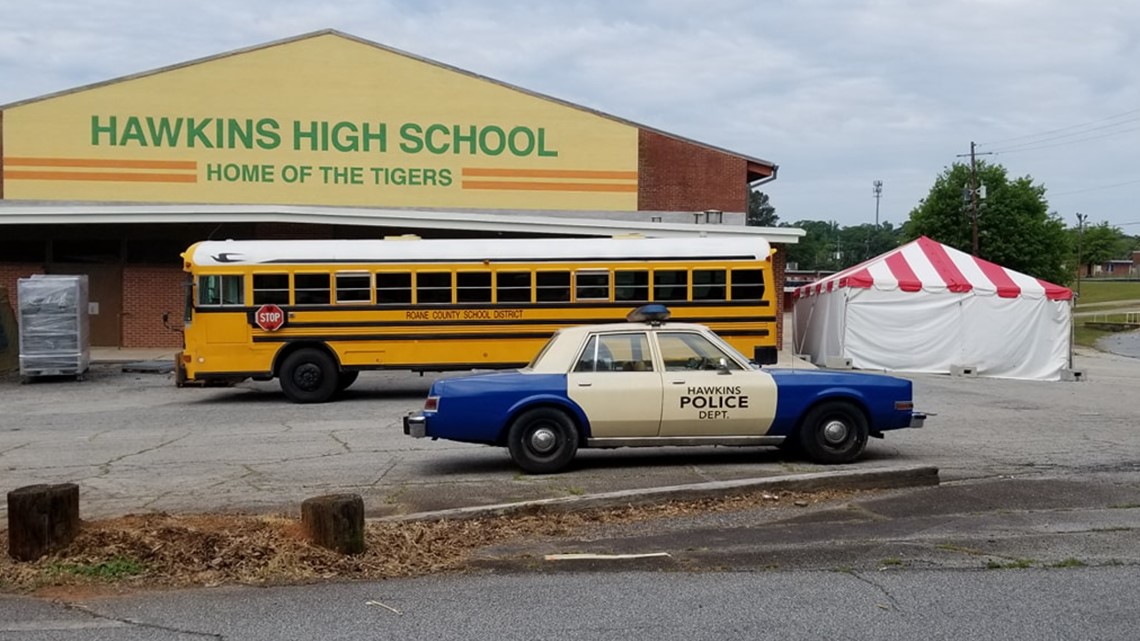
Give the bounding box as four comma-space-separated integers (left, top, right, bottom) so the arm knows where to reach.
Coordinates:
792, 236, 1073, 380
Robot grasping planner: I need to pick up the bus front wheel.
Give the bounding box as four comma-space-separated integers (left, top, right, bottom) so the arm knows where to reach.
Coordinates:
280, 349, 338, 404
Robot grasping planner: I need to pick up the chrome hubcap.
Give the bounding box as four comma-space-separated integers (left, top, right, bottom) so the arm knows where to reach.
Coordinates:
529, 427, 558, 453
822, 420, 849, 445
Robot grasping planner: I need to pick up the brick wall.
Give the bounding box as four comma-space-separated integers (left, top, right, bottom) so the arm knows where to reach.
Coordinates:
0, 263, 46, 314
122, 266, 185, 348
771, 246, 787, 349
638, 129, 748, 213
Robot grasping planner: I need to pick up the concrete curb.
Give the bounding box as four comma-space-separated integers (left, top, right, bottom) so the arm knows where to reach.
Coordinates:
379, 465, 939, 522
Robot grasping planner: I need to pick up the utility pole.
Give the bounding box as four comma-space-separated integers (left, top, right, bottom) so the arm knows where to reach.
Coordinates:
1076, 212, 1087, 298
872, 180, 883, 227
956, 141, 993, 256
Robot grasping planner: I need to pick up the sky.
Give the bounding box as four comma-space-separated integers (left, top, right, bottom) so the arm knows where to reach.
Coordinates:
1, 0, 1138, 230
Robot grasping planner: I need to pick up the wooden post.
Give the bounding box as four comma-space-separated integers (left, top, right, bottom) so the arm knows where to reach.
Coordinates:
301, 493, 365, 555
7, 483, 80, 562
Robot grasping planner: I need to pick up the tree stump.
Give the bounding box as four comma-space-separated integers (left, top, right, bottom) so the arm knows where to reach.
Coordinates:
7, 483, 80, 562
301, 493, 365, 555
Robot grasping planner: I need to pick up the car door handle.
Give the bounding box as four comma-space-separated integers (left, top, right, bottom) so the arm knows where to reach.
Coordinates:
578, 382, 592, 387
670, 380, 685, 385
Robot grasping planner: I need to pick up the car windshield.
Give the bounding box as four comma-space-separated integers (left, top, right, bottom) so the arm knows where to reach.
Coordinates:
526, 330, 562, 369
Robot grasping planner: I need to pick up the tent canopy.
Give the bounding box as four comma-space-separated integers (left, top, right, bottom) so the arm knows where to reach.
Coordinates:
792, 236, 1073, 381
794, 236, 1071, 301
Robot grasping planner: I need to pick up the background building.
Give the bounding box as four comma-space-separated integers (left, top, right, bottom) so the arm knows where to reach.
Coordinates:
0, 30, 800, 348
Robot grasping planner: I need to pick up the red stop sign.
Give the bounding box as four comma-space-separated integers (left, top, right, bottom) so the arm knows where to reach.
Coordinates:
255, 304, 285, 331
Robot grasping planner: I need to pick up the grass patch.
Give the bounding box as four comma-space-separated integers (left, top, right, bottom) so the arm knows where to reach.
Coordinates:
985, 558, 1034, 569
1051, 558, 1087, 568
1109, 503, 1140, 509
1074, 323, 1117, 348
50, 557, 145, 580
1073, 281, 1140, 307
881, 558, 904, 566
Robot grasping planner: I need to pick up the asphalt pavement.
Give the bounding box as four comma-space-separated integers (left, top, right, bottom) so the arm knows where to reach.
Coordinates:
4, 344, 1140, 638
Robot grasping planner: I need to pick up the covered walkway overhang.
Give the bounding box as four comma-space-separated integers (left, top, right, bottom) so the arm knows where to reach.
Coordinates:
0, 203, 804, 243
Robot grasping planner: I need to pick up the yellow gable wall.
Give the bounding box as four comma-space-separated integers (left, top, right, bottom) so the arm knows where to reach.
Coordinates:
1, 33, 639, 211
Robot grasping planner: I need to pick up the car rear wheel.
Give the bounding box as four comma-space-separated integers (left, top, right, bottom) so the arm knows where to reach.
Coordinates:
279, 349, 338, 404
797, 401, 868, 464
507, 408, 579, 474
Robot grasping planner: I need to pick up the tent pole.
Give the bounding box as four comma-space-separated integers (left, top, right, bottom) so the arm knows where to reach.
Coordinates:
1068, 297, 1075, 371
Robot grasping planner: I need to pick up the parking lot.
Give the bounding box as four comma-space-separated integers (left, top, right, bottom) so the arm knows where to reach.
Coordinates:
2, 346, 1139, 520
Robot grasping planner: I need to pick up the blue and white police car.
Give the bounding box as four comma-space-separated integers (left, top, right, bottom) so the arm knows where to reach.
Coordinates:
404, 306, 926, 474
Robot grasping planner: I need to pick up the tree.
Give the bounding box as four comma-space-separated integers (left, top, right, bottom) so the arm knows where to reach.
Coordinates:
781, 220, 903, 271
905, 162, 1071, 285
782, 220, 840, 270
1072, 222, 1130, 277
746, 190, 779, 227
838, 222, 902, 266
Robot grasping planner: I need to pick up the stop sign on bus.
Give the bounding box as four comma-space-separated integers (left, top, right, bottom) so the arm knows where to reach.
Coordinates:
255, 304, 285, 331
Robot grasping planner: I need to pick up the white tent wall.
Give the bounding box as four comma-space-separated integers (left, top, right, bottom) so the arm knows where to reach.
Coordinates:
796, 287, 1072, 381
957, 295, 1071, 381
792, 290, 847, 363
844, 289, 964, 373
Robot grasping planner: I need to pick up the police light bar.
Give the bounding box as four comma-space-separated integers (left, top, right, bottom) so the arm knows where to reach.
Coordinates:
627, 304, 671, 325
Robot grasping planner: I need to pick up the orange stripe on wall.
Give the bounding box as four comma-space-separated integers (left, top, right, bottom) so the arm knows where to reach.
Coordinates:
462, 180, 638, 193
462, 167, 638, 180
5, 157, 197, 170
4, 170, 198, 183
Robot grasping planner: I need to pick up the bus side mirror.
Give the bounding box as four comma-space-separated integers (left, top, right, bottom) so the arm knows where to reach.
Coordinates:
753, 346, 778, 366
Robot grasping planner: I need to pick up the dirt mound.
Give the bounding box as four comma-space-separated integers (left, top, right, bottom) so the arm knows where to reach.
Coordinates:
1, 489, 854, 594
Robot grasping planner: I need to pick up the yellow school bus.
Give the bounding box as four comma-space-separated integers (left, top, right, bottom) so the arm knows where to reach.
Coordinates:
178, 235, 778, 403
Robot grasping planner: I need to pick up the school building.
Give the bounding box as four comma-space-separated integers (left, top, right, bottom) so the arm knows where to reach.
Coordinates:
0, 30, 800, 348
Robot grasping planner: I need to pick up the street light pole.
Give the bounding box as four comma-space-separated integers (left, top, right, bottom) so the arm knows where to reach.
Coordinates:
1076, 212, 1087, 298
872, 180, 883, 227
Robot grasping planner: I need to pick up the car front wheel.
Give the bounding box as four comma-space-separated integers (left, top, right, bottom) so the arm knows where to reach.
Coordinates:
507, 408, 579, 474
797, 401, 868, 464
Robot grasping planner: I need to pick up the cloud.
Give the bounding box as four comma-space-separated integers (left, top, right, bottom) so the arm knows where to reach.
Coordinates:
1, 0, 1137, 227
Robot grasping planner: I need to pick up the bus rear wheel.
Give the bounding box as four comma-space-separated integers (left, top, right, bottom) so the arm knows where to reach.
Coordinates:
336, 371, 359, 393
280, 349, 338, 404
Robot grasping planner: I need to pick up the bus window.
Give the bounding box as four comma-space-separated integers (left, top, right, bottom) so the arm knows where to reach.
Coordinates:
653, 270, 688, 302
457, 272, 492, 304
376, 272, 412, 304
730, 269, 765, 301
536, 271, 570, 302
336, 272, 372, 304
692, 269, 726, 301
253, 274, 290, 305
575, 270, 609, 301
496, 271, 532, 304
198, 275, 244, 307
295, 273, 331, 305
615, 270, 649, 302
417, 272, 453, 304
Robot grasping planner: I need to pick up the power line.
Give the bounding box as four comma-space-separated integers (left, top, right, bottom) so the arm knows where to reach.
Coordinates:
1051, 177, 1140, 197
979, 106, 1140, 147
987, 119, 1140, 153
989, 123, 1140, 155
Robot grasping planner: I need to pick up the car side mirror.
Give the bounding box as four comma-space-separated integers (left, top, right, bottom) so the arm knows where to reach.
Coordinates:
717, 357, 731, 375
753, 346, 778, 367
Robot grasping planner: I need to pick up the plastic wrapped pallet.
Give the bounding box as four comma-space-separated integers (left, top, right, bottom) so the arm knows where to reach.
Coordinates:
17, 275, 90, 379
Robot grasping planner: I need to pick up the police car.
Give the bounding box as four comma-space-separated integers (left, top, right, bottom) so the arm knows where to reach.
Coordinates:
404, 305, 925, 474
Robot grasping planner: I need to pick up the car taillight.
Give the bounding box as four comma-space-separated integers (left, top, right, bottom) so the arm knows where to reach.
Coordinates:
424, 396, 440, 411
895, 401, 913, 411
